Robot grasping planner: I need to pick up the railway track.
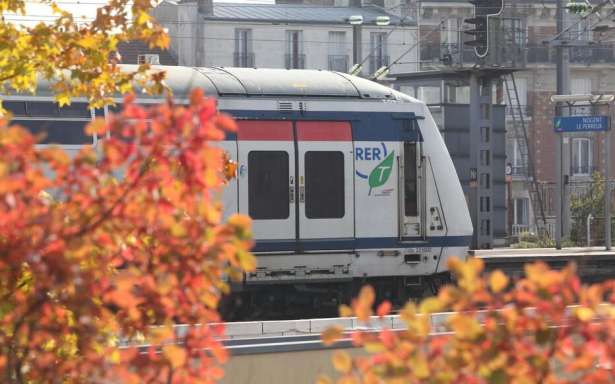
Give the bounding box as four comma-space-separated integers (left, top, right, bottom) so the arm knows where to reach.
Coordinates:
475, 247, 615, 283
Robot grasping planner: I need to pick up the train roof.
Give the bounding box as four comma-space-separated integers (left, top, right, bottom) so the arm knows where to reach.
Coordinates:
13, 65, 402, 102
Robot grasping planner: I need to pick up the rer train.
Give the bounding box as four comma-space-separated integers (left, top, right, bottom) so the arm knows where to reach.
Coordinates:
2, 66, 472, 316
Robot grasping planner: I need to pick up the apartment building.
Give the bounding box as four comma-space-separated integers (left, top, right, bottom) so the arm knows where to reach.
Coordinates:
151, 0, 418, 75
419, 0, 615, 241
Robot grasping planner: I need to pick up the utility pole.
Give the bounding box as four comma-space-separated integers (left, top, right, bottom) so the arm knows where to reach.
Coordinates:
554, 0, 571, 249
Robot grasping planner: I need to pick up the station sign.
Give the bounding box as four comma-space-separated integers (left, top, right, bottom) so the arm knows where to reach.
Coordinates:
553, 115, 610, 133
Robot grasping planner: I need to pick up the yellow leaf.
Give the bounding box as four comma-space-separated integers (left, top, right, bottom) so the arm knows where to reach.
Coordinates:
238, 250, 256, 271
364, 341, 385, 353
56, 93, 71, 107
321, 325, 343, 346
410, 354, 430, 379
332, 351, 352, 373
109, 350, 120, 364
449, 314, 483, 341
339, 304, 353, 318
315, 375, 333, 384
574, 307, 594, 322
162, 345, 186, 369
419, 297, 443, 314
358, 285, 375, 307
78, 34, 98, 49
489, 270, 509, 293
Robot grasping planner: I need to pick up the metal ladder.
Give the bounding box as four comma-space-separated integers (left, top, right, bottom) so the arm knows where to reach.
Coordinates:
504, 72, 549, 237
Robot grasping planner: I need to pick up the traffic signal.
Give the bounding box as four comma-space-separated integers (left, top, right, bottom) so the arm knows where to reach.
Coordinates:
464, 0, 504, 58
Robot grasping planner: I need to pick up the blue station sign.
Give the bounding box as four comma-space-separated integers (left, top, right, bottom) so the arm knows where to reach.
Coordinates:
554, 115, 610, 133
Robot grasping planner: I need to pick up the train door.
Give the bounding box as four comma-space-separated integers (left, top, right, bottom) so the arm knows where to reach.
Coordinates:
237, 121, 296, 241
400, 139, 424, 239
296, 121, 354, 241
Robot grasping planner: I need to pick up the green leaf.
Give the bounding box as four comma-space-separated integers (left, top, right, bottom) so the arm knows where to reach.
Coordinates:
368, 151, 394, 194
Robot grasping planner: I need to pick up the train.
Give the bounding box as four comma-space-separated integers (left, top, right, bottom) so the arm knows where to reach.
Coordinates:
2, 66, 473, 318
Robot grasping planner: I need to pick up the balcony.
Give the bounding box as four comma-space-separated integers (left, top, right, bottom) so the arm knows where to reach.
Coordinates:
285, 54, 305, 69
328, 55, 349, 72
369, 55, 389, 74
233, 52, 255, 68
526, 45, 615, 65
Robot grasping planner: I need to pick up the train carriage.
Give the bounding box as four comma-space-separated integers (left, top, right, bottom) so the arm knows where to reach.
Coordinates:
2, 66, 472, 313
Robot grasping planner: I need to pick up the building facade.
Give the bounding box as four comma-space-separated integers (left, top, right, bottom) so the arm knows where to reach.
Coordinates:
418, 0, 615, 244
151, 0, 418, 75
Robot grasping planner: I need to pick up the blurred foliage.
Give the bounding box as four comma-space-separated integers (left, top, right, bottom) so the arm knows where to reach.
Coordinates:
321, 258, 615, 384
0, 91, 254, 383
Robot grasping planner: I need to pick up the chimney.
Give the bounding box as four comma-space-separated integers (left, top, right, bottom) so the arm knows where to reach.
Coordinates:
197, 0, 213, 15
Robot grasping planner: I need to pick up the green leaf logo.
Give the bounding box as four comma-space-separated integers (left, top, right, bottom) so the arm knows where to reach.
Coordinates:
368, 151, 395, 195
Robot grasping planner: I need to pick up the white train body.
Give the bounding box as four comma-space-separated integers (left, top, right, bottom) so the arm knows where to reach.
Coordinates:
3, 66, 472, 301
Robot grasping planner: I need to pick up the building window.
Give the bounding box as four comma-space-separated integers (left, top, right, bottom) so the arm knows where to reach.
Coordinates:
234, 29, 254, 67
369, 32, 389, 73
480, 196, 491, 212
248, 151, 290, 220
286, 30, 304, 69
571, 78, 592, 114
512, 138, 527, 176
480, 150, 490, 166
514, 198, 529, 226
572, 138, 592, 176
481, 127, 490, 143
441, 18, 460, 48
137, 54, 160, 65
305, 151, 345, 219
328, 31, 348, 72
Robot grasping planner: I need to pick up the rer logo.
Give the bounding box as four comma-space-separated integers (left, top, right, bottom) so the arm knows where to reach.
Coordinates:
355, 143, 395, 196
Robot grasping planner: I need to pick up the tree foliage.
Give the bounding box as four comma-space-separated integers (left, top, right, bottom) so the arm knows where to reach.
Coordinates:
0, 0, 169, 108
570, 172, 614, 246
0, 90, 254, 383
322, 258, 615, 384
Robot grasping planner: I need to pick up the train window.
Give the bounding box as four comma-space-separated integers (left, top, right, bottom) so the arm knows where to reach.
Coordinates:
3, 101, 27, 116
248, 151, 289, 220
27, 102, 58, 116
404, 142, 418, 217
13, 119, 92, 145
304, 151, 344, 219
58, 103, 91, 118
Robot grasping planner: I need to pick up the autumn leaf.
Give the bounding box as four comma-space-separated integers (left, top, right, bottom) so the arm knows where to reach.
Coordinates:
321, 325, 344, 346
162, 345, 186, 369
489, 270, 509, 293
332, 351, 352, 373
376, 301, 392, 317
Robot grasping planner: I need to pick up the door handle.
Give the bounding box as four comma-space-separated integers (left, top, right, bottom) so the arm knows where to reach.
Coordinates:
289, 185, 295, 203
299, 186, 305, 203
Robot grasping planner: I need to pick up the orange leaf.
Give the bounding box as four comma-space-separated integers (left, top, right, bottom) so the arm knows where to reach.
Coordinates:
489, 270, 509, 293
315, 375, 333, 384
162, 345, 186, 369
332, 350, 352, 373
339, 304, 353, 318
377, 301, 392, 317
321, 325, 343, 346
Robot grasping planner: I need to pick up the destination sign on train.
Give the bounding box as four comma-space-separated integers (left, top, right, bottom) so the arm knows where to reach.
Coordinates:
553, 115, 610, 132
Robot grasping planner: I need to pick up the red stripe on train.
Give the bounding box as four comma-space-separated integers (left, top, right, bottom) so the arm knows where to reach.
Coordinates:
296, 121, 352, 141
237, 120, 294, 141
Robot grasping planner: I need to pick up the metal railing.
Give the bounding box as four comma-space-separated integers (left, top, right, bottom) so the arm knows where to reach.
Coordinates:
328, 55, 349, 72
285, 54, 305, 69
233, 52, 255, 68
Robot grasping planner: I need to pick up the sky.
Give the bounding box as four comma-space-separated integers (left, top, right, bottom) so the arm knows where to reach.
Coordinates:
4, 0, 274, 25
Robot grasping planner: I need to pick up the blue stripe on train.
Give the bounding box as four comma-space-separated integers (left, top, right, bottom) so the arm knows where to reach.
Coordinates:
220, 110, 423, 142
251, 236, 472, 253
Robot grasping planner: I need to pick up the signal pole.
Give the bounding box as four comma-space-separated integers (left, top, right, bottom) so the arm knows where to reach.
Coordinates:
554, 0, 570, 249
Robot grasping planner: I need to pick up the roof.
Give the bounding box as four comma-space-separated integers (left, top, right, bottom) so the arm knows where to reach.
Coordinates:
116, 41, 178, 66
17, 66, 400, 101
202, 3, 414, 25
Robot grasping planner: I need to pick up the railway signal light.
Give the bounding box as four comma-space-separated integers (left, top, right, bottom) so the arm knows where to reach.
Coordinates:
464, 0, 504, 58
